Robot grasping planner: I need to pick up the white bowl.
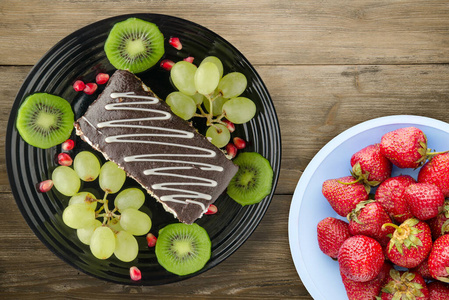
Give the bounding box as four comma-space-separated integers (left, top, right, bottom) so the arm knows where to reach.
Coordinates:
288, 115, 449, 300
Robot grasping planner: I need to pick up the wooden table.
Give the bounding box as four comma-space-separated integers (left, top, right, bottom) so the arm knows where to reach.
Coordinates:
1, 1, 448, 299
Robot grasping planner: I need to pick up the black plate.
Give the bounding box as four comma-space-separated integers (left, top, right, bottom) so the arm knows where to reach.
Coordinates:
6, 14, 281, 285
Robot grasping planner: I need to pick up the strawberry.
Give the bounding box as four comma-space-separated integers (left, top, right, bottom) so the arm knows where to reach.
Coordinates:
428, 234, 449, 283
410, 258, 432, 281
418, 152, 449, 197
350, 143, 392, 185
340, 262, 392, 300
380, 127, 431, 168
375, 175, 416, 223
404, 183, 444, 221
428, 281, 449, 299
322, 176, 369, 217
347, 200, 395, 246
338, 235, 384, 282
383, 218, 432, 268
428, 199, 449, 240
380, 269, 429, 300
316, 217, 351, 259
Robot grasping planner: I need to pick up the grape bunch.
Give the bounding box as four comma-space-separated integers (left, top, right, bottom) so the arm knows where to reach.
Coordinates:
52, 151, 152, 262
167, 56, 256, 148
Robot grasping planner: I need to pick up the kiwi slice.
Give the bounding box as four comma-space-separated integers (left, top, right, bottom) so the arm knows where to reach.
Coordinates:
155, 223, 211, 276
16, 93, 74, 149
104, 18, 165, 73
227, 152, 273, 205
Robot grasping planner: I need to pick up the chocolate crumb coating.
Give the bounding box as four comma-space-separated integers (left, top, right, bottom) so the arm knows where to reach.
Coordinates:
75, 70, 238, 224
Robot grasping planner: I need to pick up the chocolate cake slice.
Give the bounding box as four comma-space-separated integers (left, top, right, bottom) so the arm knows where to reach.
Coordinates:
75, 70, 238, 224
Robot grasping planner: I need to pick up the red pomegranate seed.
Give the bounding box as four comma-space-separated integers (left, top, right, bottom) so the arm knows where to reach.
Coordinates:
61, 139, 75, 151
95, 73, 110, 85
205, 204, 218, 215
183, 56, 194, 63
129, 266, 141, 281
146, 233, 157, 247
223, 120, 235, 133
160, 59, 175, 71
37, 179, 53, 193
233, 137, 247, 150
73, 80, 85, 92
169, 37, 182, 50
84, 82, 97, 95
57, 153, 73, 166
226, 143, 237, 159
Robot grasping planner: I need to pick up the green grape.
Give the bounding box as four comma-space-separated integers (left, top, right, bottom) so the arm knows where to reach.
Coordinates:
114, 231, 139, 262
90, 226, 116, 259
194, 62, 220, 95
62, 203, 96, 229
200, 56, 224, 78
73, 151, 101, 181
52, 166, 81, 196
108, 217, 124, 232
166, 92, 197, 120
217, 72, 247, 98
99, 161, 126, 194
120, 208, 152, 236
69, 192, 97, 210
205, 124, 230, 148
203, 93, 228, 116
77, 219, 102, 245
222, 97, 256, 124
192, 93, 205, 105
170, 61, 197, 96
115, 188, 145, 212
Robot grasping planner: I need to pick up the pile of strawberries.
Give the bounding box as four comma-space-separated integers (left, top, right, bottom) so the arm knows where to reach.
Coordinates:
317, 127, 449, 299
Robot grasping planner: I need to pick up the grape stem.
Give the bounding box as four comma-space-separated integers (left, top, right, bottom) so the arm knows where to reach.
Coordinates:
195, 93, 227, 128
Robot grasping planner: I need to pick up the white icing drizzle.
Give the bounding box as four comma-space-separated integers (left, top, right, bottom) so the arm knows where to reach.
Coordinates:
97, 91, 223, 213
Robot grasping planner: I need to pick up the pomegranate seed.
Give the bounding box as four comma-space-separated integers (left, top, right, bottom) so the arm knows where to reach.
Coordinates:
95, 73, 109, 85
226, 143, 237, 159
37, 179, 53, 193
61, 139, 75, 151
205, 204, 218, 215
223, 120, 235, 133
183, 56, 194, 63
73, 80, 85, 92
169, 37, 182, 50
146, 233, 157, 247
129, 266, 141, 281
160, 59, 175, 71
233, 137, 247, 150
57, 153, 73, 166
84, 82, 97, 95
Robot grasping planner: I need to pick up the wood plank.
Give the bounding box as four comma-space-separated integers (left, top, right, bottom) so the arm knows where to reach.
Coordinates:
2, 65, 449, 194
0, 193, 311, 299
0, 0, 449, 66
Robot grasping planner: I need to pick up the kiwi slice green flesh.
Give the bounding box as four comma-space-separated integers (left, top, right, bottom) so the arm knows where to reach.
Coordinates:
155, 223, 211, 276
227, 152, 273, 206
16, 93, 74, 149
105, 18, 165, 74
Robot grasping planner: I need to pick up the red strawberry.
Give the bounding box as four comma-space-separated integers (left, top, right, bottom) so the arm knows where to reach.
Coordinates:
428, 281, 449, 299
384, 218, 432, 268
428, 199, 449, 240
347, 200, 395, 246
338, 235, 384, 282
410, 258, 432, 280
340, 262, 392, 300
380, 127, 430, 168
322, 176, 369, 217
418, 152, 449, 197
428, 234, 449, 282
380, 269, 429, 300
375, 175, 416, 223
350, 143, 392, 185
316, 217, 351, 259
404, 183, 444, 221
